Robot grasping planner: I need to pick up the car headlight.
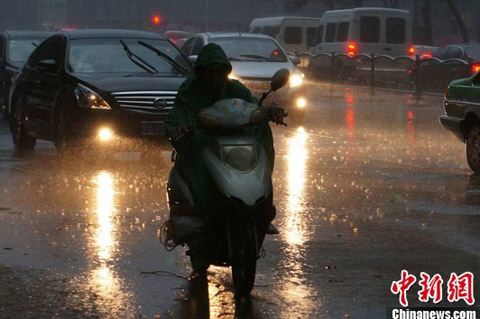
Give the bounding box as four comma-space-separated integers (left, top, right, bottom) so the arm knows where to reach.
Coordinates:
221, 145, 257, 173
98, 127, 114, 142
290, 73, 304, 88
296, 97, 307, 109
75, 84, 111, 110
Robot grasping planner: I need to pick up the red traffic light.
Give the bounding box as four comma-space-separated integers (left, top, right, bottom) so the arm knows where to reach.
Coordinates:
152, 15, 162, 25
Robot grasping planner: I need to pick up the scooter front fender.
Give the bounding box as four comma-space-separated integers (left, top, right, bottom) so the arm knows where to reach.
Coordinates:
202, 144, 272, 206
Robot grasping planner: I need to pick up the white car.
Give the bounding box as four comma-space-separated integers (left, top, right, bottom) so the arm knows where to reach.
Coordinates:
181, 32, 308, 119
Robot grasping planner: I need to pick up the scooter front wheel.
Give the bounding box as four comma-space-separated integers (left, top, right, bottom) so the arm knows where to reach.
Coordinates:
232, 252, 257, 297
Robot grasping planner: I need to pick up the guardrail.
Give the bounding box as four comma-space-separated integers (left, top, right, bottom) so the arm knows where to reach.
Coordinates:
297, 52, 472, 96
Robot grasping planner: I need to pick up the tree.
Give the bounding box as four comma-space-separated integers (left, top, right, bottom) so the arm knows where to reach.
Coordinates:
445, 0, 469, 43
421, 0, 432, 45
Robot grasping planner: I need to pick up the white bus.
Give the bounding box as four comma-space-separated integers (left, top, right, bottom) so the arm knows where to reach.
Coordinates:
249, 16, 322, 54
313, 8, 412, 57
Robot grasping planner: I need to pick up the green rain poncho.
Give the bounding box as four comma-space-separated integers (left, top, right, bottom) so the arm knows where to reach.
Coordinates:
166, 43, 274, 208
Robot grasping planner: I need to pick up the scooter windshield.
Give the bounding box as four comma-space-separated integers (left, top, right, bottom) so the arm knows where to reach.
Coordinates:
198, 98, 262, 127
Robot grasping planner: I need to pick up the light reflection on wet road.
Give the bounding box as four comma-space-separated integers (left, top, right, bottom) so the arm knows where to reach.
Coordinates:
1, 85, 480, 318
86, 171, 135, 318
279, 126, 318, 318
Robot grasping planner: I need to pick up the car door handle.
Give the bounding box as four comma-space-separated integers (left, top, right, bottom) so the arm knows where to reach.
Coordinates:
384, 47, 392, 51
33, 80, 42, 85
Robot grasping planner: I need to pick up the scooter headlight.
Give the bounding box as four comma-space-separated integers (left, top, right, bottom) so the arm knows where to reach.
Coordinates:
221, 145, 257, 173
75, 84, 111, 110
228, 73, 239, 80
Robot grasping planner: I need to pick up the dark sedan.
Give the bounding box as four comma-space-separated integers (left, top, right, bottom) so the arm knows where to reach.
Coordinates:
9, 29, 192, 152
0, 31, 52, 117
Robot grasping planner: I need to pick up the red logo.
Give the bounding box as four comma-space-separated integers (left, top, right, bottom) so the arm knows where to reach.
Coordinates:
391, 271, 475, 307
447, 272, 475, 306
391, 270, 417, 307
418, 272, 443, 303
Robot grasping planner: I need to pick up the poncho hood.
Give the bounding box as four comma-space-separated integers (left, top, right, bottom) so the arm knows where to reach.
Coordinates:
195, 43, 232, 73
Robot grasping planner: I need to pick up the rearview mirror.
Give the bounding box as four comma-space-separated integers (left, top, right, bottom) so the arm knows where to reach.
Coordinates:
37, 59, 58, 74
270, 68, 290, 92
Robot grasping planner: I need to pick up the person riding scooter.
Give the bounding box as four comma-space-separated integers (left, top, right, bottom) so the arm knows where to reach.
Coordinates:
166, 43, 285, 217
165, 44, 286, 273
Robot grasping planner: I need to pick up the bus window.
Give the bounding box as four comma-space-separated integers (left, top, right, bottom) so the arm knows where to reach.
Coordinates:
386, 18, 406, 44
284, 26, 302, 44
360, 17, 380, 43
262, 26, 280, 38
307, 27, 318, 47
325, 23, 337, 43
336, 22, 349, 42
316, 25, 324, 44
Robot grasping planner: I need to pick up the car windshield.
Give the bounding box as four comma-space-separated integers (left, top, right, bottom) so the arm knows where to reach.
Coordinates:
8, 38, 44, 63
68, 38, 190, 75
210, 37, 287, 62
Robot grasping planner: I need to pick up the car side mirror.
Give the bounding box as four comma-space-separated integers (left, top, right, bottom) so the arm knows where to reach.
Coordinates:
290, 56, 301, 65
37, 59, 58, 74
270, 68, 290, 92
188, 55, 198, 65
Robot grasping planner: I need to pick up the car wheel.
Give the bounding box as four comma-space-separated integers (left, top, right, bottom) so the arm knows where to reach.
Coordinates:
11, 100, 36, 152
54, 110, 79, 153
467, 124, 480, 174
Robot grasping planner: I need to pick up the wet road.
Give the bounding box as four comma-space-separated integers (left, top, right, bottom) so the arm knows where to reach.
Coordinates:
1, 84, 480, 319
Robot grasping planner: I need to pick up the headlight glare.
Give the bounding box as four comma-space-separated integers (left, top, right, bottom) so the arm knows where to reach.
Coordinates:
221, 145, 257, 173
75, 84, 111, 110
98, 127, 114, 142
296, 97, 307, 108
290, 74, 304, 87
228, 73, 239, 80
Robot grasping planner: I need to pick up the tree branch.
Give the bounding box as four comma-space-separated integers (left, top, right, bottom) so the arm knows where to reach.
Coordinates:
445, 0, 469, 43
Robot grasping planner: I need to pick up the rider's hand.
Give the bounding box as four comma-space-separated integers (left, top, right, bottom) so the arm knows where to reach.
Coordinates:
267, 105, 288, 126
168, 126, 188, 141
